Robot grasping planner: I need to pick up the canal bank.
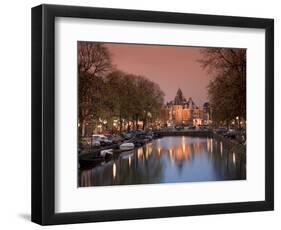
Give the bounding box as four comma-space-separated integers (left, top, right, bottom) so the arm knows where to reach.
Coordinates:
213, 132, 246, 156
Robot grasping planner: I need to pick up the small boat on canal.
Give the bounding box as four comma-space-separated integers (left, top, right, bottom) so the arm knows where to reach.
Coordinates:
100, 149, 113, 157
120, 150, 134, 159
119, 142, 135, 151
79, 155, 106, 168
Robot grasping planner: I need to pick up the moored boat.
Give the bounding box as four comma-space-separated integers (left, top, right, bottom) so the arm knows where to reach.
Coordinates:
79, 155, 105, 168
119, 142, 135, 150
120, 150, 134, 159
100, 149, 113, 157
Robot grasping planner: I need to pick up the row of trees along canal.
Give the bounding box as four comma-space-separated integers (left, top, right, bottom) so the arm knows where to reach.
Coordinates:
199, 48, 246, 129
78, 42, 164, 137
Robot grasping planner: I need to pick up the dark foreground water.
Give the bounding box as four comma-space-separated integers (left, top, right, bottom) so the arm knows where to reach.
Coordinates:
79, 136, 246, 187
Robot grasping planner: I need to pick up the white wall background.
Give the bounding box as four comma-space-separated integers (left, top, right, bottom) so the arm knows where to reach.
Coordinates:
0, 0, 279, 229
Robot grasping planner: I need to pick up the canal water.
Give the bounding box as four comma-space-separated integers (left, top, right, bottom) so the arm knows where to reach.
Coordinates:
79, 136, 246, 187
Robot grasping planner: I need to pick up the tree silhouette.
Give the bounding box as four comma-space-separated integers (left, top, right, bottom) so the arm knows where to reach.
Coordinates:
78, 42, 112, 136
199, 48, 246, 127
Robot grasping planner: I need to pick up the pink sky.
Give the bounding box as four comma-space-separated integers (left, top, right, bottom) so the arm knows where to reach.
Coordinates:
105, 43, 211, 106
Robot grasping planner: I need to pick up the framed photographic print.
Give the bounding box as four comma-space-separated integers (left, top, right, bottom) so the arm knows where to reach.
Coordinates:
31, 4, 274, 225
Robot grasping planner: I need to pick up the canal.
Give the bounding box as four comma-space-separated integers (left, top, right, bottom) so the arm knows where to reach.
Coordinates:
79, 136, 246, 187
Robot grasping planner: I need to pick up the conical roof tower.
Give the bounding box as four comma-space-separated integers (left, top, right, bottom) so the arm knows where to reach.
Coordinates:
174, 88, 185, 105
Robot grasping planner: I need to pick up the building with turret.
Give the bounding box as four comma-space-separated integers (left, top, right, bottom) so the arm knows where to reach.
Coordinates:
160, 89, 211, 127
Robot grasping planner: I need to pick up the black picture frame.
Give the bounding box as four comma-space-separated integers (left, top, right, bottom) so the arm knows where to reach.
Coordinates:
31, 4, 274, 225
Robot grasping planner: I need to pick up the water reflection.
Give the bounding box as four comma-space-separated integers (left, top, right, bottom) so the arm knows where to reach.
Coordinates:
112, 163, 116, 179
128, 156, 131, 167
79, 136, 246, 187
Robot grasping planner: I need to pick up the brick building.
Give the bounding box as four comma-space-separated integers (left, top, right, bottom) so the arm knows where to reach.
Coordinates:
160, 89, 211, 127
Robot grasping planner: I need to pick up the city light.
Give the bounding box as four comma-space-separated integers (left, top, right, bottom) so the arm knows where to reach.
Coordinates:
220, 142, 223, 155
112, 163, 116, 179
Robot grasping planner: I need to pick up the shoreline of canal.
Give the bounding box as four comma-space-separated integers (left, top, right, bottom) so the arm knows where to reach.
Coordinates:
212, 132, 246, 156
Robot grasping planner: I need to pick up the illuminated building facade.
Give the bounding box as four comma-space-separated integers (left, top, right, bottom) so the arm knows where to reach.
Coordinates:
160, 89, 211, 127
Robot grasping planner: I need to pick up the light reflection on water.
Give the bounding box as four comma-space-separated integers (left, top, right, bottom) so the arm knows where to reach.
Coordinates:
112, 163, 116, 179
233, 152, 236, 165
79, 136, 246, 187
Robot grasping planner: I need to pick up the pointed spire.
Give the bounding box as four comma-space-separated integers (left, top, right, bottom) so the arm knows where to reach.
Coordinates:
174, 88, 185, 105
187, 97, 196, 108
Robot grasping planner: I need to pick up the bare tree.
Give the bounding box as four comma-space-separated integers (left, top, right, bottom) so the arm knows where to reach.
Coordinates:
199, 48, 246, 126
78, 42, 112, 75
104, 71, 164, 132
78, 42, 112, 136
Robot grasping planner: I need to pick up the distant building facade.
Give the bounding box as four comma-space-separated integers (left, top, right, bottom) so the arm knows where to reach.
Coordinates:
160, 88, 211, 127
